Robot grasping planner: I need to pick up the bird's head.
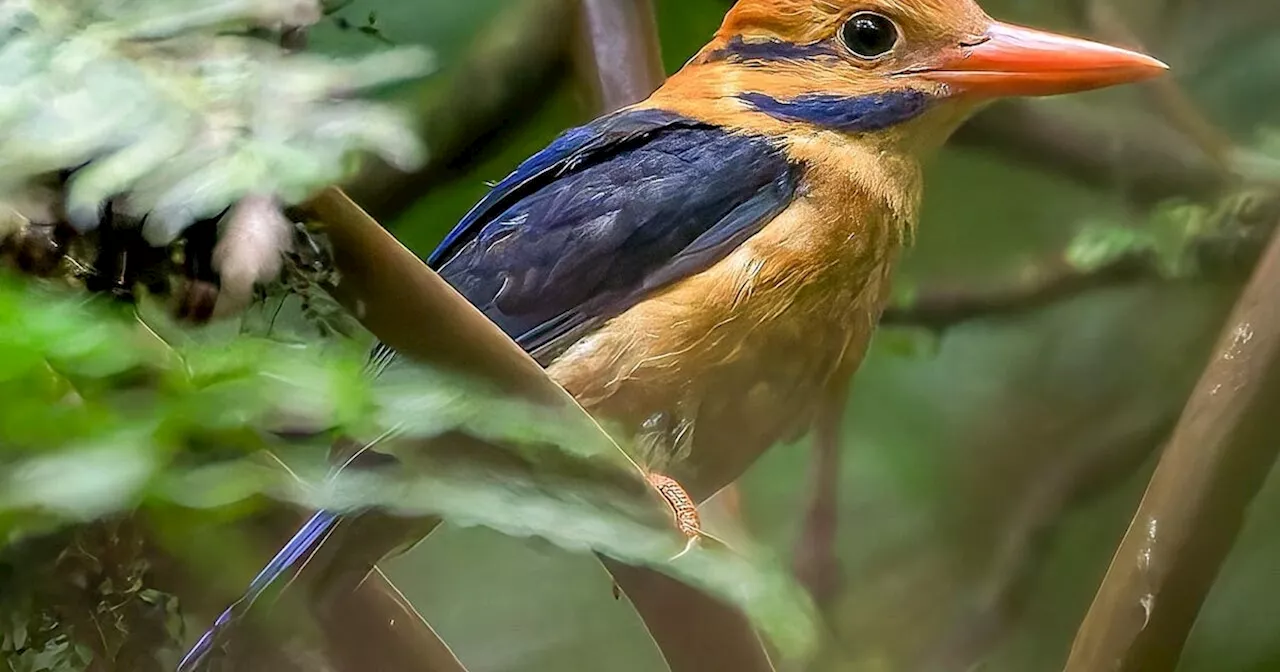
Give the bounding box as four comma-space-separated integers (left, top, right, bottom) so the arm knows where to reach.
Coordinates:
668, 0, 1167, 154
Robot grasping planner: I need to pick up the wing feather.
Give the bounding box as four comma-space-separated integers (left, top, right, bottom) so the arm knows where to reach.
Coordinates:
430, 108, 801, 360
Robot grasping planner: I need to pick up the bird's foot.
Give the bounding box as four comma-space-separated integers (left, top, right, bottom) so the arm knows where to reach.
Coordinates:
646, 472, 703, 561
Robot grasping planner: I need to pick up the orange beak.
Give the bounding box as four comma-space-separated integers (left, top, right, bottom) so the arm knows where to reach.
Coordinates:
912, 22, 1168, 97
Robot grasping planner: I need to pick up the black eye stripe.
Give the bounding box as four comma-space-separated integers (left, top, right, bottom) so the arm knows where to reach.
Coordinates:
840, 11, 899, 60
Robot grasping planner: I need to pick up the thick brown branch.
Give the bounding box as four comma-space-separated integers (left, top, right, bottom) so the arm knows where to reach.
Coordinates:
151, 508, 465, 672
1063, 217, 1280, 671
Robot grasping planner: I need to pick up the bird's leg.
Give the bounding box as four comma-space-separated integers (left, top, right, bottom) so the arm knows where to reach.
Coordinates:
793, 367, 854, 607
635, 411, 709, 561
647, 472, 703, 560
607, 471, 703, 601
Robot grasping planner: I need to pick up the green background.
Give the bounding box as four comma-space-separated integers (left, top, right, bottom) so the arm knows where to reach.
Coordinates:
308, 1, 1280, 669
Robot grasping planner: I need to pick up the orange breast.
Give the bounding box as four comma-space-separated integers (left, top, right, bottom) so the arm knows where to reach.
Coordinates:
546, 164, 908, 499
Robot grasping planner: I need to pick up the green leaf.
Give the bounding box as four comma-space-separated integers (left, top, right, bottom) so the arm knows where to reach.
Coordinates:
1064, 222, 1155, 273
305, 453, 820, 661
294, 363, 821, 660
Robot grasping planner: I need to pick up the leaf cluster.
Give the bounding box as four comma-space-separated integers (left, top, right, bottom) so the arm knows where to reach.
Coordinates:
0, 272, 817, 669
0, 0, 430, 244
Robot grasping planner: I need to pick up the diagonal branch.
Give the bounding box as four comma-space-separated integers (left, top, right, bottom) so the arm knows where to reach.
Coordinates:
1063, 216, 1280, 671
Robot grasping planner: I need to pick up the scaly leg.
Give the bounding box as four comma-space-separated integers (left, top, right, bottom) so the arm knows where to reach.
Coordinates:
611, 471, 704, 598
648, 472, 703, 559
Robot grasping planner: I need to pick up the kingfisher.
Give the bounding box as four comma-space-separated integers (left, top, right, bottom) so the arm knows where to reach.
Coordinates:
178, 0, 1165, 668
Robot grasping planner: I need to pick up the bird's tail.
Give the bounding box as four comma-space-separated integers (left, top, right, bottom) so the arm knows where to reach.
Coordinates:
176, 509, 343, 672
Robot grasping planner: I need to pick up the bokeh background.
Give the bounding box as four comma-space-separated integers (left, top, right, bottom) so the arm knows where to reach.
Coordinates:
295, 0, 1280, 670
4, 0, 1280, 671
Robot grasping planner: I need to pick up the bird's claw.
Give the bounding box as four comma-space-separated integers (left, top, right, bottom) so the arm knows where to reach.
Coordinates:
646, 472, 704, 561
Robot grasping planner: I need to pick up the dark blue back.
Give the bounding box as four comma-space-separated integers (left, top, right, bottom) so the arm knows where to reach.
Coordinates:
428, 108, 802, 359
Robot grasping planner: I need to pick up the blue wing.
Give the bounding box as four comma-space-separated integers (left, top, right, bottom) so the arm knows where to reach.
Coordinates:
430, 107, 801, 358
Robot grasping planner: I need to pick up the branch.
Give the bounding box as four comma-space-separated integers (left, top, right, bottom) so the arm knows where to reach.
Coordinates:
792, 366, 854, 610
881, 255, 1155, 332
343, 0, 576, 222
882, 194, 1280, 331
573, 0, 665, 112
1063, 216, 1280, 671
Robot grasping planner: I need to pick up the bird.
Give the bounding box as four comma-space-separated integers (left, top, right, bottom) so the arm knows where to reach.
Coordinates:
177, 0, 1166, 668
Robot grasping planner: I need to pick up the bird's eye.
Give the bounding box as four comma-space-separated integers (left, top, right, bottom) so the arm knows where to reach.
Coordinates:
840, 12, 899, 59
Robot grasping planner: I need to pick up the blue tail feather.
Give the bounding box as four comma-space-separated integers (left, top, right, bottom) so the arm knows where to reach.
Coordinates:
176, 510, 343, 672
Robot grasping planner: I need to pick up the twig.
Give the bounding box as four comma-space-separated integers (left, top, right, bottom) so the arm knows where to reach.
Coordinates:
882, 194, 1280, 331
344, 0, 576, 222
880, 256, 1155, 332
916, 418, 1176, 672
1082, 0, 1236, 174
1063, 217, 1280, 671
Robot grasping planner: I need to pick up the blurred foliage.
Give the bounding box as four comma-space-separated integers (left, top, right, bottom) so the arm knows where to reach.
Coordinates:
0, 0, 819, 653
0, 266, 817, 668
0, 271, 377, 671
0, 0, 428, 244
